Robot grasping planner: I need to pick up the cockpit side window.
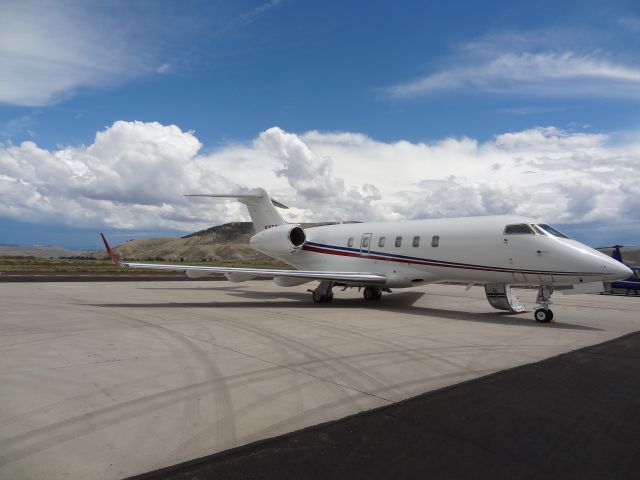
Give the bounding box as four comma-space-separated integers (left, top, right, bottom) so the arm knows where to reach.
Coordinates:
504, 224, 534, 235
535, 224, 571, 239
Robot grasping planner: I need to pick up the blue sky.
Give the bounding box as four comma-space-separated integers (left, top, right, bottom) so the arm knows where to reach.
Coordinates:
1, 0, 640, 248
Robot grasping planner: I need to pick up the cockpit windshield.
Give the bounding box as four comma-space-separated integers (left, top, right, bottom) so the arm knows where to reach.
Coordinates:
534, 224, 571, 239
504, 223, 572, 239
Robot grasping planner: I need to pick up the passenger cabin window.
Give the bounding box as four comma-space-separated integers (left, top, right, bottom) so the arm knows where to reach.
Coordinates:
362, 236, 370, 248
504, 224, 534, 235
395, 236, 402, 247
347, 237, 354, 247
378, 236, 386, 247
412, 236, 420, 247
431, 235, 439, 247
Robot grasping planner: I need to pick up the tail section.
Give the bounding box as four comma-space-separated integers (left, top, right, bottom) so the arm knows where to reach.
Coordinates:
100, 233, 120, 265
185, 188, 287, 231
612, 245, 623, 263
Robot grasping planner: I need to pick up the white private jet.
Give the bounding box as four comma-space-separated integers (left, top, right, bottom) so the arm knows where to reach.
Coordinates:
101, 188, 632, 323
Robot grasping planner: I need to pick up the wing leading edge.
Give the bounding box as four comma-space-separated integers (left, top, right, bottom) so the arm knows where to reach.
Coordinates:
100, 234, 387, 285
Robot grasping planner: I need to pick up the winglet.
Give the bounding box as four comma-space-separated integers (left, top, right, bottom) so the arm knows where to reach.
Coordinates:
100, 233, 120, 266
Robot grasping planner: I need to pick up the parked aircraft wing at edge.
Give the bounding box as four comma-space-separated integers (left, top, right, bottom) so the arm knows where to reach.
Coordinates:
100, 233, 387, 285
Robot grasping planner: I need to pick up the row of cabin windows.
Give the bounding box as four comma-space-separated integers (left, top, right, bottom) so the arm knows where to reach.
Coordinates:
347, 235, 440, 248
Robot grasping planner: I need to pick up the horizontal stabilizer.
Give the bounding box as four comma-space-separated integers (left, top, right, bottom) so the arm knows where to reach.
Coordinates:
184, 194, 289, 209
185, 188, 287, 231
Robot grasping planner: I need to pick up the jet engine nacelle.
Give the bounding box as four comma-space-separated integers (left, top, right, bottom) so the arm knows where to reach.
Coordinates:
249, 224, 306, 256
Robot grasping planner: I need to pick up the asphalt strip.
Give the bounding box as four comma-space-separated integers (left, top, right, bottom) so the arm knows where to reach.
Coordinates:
128, 331, 640, 480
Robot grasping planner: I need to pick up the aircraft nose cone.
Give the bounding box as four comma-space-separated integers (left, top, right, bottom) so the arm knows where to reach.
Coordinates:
603, 260, 633, 280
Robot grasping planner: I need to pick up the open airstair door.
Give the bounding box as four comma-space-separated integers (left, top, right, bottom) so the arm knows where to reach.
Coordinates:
484, 284, 525, 313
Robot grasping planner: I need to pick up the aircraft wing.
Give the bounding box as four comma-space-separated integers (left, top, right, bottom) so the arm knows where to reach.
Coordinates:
100, 234, 386, 285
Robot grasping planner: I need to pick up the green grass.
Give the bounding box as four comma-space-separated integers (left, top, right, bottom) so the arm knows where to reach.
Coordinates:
0, 257, 123, 272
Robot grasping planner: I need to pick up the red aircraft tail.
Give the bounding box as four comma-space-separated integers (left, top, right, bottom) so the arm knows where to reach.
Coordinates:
100, 233, 120, 266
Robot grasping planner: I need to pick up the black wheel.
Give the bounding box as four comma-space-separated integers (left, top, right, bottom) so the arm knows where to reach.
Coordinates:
535, 308, 552, 323
363, 287, 378, 301
313, 292, 333, 303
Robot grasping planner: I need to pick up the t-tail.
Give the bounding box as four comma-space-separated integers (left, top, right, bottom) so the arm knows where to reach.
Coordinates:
612, 245, 623, 263
185, 188, 288, 231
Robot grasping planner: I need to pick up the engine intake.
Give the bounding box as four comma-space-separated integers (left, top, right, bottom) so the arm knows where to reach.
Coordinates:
288, 226, 306, 247
249, 224, 306, 256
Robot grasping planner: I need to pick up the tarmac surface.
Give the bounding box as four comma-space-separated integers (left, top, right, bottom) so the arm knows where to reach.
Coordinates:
1, 280, 639, 479
130, 331, 640, 480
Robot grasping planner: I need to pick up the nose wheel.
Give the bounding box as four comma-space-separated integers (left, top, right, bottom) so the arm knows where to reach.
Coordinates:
534, 285, 554, 323
534, 308, 553, 323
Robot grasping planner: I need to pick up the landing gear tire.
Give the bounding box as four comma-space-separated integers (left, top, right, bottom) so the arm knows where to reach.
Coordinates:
313, 292, 333, 303
311, 281, 334, 304
363, 287, 381, 301
312, 291, 333, 303
535, 308, 553, 323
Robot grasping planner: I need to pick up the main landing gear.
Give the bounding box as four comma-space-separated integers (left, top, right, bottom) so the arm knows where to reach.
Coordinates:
309, 282, 388, 303
534, 285, 554, 323
363, 286, 382, 301
310, 281, 334, 303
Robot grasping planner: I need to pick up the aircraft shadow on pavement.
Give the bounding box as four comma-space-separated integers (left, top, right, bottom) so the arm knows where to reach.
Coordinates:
88, 288, 601, 331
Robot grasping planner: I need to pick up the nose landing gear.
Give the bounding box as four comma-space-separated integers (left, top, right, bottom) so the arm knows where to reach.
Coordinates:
534, 285, 554, 323
534, 308, 553, 323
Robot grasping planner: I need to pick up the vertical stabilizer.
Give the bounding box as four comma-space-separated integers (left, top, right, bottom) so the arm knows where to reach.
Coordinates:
185, 188, 288, 231
612, 245, 623, 263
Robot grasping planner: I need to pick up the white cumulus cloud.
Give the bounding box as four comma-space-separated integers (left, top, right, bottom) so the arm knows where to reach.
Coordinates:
0, 121, 237, 230
1, 121, 639, 243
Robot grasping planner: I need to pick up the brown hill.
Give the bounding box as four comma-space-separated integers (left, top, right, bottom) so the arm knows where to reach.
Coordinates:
0, 245, 88, 258
102, 222, 272, 263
